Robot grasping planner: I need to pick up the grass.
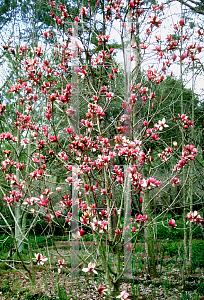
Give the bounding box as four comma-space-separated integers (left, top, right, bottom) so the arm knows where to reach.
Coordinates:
0, 234, 53, 253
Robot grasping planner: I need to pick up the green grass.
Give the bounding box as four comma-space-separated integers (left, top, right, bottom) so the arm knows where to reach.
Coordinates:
0, 234, 53, 252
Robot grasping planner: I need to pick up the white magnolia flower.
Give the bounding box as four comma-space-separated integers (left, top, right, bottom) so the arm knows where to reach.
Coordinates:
116, 291, 129, 299
140, 179, 147, 188
82, 262, 98, 274
23, 197, 38, 206
158, 118, 169, 131
173, 141, 177, 147
90, 217, 99, 231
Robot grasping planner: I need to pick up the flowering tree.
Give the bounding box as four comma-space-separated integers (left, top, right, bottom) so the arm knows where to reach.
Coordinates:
0, 0, 203, 297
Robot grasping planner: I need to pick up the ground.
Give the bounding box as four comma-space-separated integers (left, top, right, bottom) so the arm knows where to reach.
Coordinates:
0, 240, 204, 299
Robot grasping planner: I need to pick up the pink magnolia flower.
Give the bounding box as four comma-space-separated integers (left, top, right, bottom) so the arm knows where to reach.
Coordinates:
151, 134, 160, 141
132, 226, 136, 233
186, 211, 203, 225
143, 120, 149, 126
99, 220, 108, 233
179, 18, 185, 26
135, 214, 149, 223
43, 189, 50, 195
126, 244, 133, 251
197, 46, 202, 53
141, 178, 161, 189
0, 103, 6, 115
168, 219, 177, 231
139, 43, 149, 50
99, 209, 108, 218
45, 214, 54, 224
33, 253, 48, 265
115, 228, 123, 235
58, 259, 65, 274
78, 228, 85, 236
55, 211, 62, 218
116, 291, 129, 299
97, 284, 107, 296
80, 6, 88, 17
170, 177, 180, 187
16, 162, 24, 170
48, 135, 60, 142
101, 188, 107, 195
74, 16, 79, 22
148, 15, 162, 27
82, 262, 98, 274
65, 177, 72, 183
38, 196, 49, 207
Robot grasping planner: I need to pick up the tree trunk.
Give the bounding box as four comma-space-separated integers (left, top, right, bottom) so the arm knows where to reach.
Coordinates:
15, 110, 24, 253
187, 62, 195, 275
179, 15, 188, 278
131, 14, 158, 278
15, 203, 24, 253
142, 190, 158, 278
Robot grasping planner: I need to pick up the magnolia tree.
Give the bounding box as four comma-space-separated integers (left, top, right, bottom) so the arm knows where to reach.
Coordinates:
0, 0, 203, 297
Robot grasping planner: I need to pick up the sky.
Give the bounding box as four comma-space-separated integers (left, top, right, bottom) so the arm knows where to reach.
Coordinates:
0, 1, 203, 102
107, 1, 204, 101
